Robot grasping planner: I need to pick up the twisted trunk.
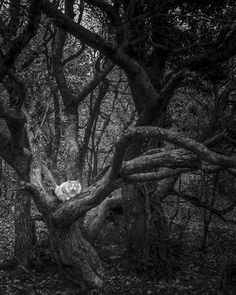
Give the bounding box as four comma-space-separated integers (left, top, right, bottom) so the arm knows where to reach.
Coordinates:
48, 221, 104, 288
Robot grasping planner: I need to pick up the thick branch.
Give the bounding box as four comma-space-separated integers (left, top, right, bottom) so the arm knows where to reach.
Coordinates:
0, 0, 41, 81
0, 118, 31, 175
52, 24, 77, 106
23, 182, 58, 216
119, 127, 236, 168
125, 168, 193, 183
121, 149, 198, 176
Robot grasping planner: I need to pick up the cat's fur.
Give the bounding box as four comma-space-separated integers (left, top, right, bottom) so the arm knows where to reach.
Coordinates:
55, 180, 82, 202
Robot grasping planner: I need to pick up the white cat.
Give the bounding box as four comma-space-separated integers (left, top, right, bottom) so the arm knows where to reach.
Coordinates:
55, 180, 82, 202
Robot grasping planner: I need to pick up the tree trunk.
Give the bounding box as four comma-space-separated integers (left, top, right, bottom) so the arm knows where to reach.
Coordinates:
47, 220, 104, 288
50, 74, 61, 171
64, 105, 80, 180
14, 178, 33, 267
122, 184, 146, 262
122, 179, 174, 274
122, 139, 174, 273
53, 103, 105, 287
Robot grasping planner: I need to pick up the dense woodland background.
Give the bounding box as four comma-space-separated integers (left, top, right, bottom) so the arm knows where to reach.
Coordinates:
0, 0, 236, 294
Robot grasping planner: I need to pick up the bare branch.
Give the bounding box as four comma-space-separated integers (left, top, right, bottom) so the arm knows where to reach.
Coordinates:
204, 129, 227, 146
76, 60, 114, 102
125, 168, 192, 183
121, 149, 198, 176
62, 42, 86, 65
21, 31, 55, 69
173, 190, 236, 224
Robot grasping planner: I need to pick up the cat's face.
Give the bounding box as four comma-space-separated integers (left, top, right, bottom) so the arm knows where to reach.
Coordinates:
67, 181, 81, 193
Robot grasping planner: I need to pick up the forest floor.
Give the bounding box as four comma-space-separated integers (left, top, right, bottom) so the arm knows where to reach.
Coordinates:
0, 212, 236, 295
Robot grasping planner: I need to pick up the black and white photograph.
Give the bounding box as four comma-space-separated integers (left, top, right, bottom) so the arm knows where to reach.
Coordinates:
0, 0, 236, 294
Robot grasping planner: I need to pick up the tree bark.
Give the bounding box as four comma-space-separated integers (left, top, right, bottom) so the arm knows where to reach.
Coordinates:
84, 194, 121, 240
48, 221, 104, 288
49, 74, 61, 171
64, 105, 80, 180
14, 182, 33, 267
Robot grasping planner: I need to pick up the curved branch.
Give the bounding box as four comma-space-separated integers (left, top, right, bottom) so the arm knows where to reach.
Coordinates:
23, 182, 58, 216
0, 118, 31, 175
121, 149, 198, 176
119, 127, 236, 168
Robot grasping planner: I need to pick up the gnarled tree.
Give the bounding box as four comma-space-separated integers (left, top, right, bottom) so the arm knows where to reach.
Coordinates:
0, 0, 236, 290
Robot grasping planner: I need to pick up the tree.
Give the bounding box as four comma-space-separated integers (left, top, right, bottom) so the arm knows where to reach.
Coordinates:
0, 0, 236, 290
